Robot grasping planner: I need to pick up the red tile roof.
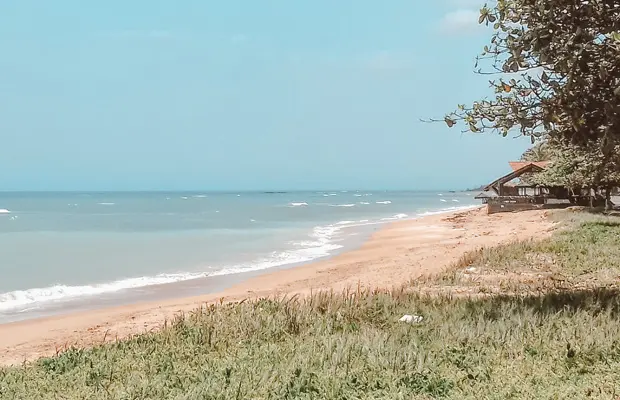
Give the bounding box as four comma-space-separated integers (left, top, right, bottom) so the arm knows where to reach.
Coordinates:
508, 161, 550, 172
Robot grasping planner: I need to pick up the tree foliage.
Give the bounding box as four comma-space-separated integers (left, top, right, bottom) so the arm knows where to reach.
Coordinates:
441, 0, 620, 147
520, 141, 551, 162
531, 139, 620, 189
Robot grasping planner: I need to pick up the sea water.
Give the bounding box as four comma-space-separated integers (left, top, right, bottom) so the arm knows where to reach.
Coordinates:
0, 191, 477, 322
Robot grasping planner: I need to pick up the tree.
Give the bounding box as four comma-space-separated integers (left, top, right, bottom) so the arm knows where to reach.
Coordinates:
438, 0, 620, 148
531, 139, 620, 208
520, 141, 551, 162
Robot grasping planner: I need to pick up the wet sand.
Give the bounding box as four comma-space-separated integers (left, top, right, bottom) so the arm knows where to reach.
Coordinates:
0, 207, 555, 366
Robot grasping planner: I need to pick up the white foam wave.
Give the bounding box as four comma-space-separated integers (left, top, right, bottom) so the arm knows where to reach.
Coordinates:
376, 201, 392, 204
0, 209, 10, 214
381, 213, 409, 221
359, 202, 370, 205
354, 194, 362, 197
416, 205, 479, 217
0, 220, 348, 313
289, 202, 308, 207
0, 274, 202, 312
440, 199, 448, 202
330, 204, 356, 207
336, 220, 356, 225
193, 195, 208, 198
452, 199, 460, 202
97, 202, 115, 206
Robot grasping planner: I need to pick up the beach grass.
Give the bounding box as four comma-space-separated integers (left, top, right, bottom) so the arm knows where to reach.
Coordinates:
2, 212, 620, 399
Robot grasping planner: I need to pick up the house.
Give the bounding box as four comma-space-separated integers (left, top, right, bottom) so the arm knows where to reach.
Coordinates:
475, 161, 571, 213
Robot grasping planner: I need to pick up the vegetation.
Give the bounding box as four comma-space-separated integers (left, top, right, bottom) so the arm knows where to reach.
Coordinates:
440, 0, 620, 147
529, 139, 620, 205
435, 0, 620, 203
519, 141, 550, 162
2, 212, 620, 399
417, 212, 620, 296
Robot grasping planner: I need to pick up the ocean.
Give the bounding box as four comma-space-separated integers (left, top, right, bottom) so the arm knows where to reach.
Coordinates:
0, 191, 477, 323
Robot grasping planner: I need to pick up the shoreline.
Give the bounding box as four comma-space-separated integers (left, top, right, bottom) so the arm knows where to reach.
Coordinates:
0, 204, 477, 324
0, 206, 555, 366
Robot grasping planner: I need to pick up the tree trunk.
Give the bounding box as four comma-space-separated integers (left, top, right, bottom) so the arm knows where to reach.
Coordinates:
589, 188, 594, 208
605, 186, 612, 211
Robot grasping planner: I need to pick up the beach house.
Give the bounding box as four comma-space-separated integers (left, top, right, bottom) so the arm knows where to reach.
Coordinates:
475, 161, 572, 214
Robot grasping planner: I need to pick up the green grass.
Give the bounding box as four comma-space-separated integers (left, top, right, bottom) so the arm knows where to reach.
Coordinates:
425, 213, 620, 294
2, 212, 620, 399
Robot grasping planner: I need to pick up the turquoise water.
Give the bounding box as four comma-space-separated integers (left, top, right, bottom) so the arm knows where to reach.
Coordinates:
0, 191, 477, 321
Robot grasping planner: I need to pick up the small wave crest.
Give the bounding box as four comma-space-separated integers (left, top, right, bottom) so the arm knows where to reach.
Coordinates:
329, 204, 356, 207
416, 205, 479, 217
0, 209, 10, 214
0, 274, 205, 312
376, 201, 392, 204
97, 202, 116, 206
289, 202, 309, 207
381, 213, 409, 221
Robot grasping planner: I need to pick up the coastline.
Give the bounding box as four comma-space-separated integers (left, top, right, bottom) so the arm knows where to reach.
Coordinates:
0, 206, 555, 366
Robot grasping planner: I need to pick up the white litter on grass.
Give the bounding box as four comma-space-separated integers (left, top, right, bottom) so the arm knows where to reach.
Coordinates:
399, 314, 424, 324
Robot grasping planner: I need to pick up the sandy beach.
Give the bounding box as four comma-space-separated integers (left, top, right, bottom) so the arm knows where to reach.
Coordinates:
0, 207, 555, 366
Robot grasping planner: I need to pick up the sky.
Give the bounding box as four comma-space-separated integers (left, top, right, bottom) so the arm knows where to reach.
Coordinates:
0, 0, 531, 191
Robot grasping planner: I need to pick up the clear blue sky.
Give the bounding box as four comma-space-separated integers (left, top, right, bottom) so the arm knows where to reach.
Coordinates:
0, 0, 530, 191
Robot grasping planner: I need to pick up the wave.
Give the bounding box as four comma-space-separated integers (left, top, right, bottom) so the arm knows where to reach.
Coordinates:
359, 202, 370, 205
416, 205, 479, 217
0, 274, 205, 312
336, 220, 356, 225
381, 213, 408, 221
0, 209, 10, 214
329, 204, 356, 207
376, 201, 392, 204
452, 199, 460, 202
97, 203, 115, 206
289, 202, 308, 207
192, 195, 208, 198
0, 222, 348, 313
